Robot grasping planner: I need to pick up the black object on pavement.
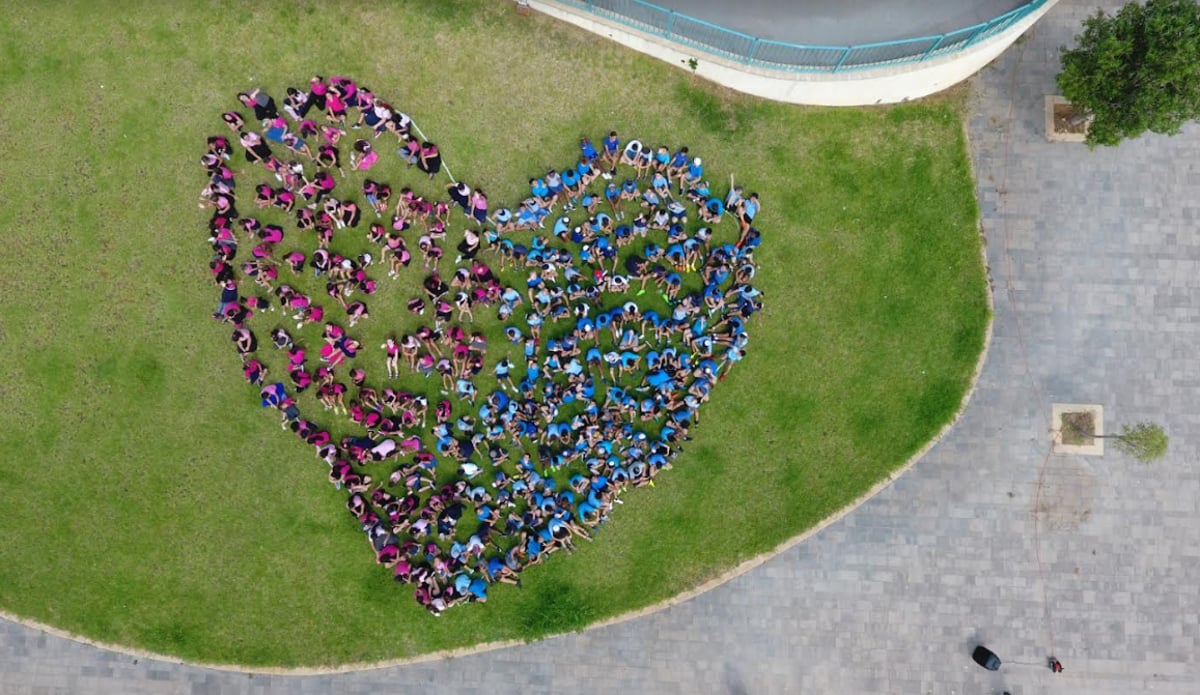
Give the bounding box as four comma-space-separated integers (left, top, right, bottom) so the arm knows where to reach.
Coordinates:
972, 645, 1002, 671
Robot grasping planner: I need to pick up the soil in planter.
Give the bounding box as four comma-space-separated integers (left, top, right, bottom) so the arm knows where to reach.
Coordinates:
1061, 411, 1095, 445
1053, 103, 1089, 135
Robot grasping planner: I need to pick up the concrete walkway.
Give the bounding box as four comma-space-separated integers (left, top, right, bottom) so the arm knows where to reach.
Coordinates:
3, 1, 1199, 692
655, 0, 1028, 46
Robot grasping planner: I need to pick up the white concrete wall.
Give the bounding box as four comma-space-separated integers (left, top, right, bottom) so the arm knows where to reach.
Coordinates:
526, 0, 1058, 106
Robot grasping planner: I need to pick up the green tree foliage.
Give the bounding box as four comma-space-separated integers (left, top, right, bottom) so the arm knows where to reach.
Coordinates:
1114, 421, 1169, 463
1057, 0, 1200, 147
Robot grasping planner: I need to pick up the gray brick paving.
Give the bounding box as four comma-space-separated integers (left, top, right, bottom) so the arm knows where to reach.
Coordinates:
3, 1, 1200, 693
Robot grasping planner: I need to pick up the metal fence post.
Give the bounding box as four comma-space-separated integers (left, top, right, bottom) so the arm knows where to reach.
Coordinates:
962, 23, 989, 48
665, 10, 675, 37
746, 37, 760, 64
920, 35, 945, 61
833, 46, 852, 72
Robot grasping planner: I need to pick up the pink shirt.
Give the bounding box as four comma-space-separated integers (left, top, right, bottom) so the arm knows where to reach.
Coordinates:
355, 150, 378, 171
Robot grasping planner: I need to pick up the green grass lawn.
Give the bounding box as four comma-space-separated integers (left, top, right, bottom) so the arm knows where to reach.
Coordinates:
0, 0, 988, 666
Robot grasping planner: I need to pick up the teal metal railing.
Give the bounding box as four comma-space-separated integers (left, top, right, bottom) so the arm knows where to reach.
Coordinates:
556, 0, 1047, 73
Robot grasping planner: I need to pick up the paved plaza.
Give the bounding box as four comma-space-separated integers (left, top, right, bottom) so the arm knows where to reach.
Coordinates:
3, 1, 1199, 692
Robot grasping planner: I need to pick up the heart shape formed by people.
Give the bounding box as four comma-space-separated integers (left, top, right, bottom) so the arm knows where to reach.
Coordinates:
199, 77, 764, 614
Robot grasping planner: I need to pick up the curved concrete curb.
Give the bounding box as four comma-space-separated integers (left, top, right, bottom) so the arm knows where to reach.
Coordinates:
527, 0, 1057, 105
0, 115, 996, 674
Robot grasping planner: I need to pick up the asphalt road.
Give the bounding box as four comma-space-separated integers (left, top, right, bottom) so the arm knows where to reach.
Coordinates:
654, 0, 1029, 45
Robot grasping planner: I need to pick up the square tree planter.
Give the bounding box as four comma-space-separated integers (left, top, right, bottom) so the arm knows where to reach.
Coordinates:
1052, 403, 1104, 455
1045, 96, 1093, 143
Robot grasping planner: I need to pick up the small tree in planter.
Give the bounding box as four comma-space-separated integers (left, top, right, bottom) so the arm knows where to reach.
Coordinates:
1057, 0, 1200, 147
1063, 418, 1169, 463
